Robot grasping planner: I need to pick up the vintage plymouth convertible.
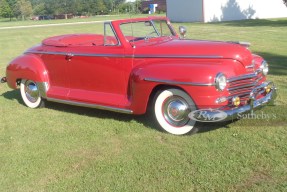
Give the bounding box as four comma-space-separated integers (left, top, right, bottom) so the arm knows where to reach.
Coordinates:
1, 17, 276, 135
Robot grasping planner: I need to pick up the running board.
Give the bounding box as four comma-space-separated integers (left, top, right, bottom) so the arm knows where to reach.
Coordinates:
47, 97, 133, 114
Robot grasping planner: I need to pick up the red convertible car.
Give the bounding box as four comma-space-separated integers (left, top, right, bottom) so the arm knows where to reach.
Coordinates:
1, 17, 276, 135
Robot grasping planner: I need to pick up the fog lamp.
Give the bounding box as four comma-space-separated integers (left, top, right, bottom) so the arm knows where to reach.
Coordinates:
265, 84, 272, 94
232, 96, 241, 107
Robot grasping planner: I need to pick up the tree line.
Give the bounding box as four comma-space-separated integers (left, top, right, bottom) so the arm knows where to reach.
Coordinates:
0, 0, 142, 20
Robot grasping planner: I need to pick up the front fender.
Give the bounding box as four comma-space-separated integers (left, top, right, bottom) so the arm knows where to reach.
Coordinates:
133, 63, 221, 85
6, 54, 49, 89
129, 63, 218, 114
129, 60, 244, 114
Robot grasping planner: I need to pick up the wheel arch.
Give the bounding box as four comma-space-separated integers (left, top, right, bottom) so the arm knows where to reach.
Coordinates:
147, 84, 192, 109
130, 78, 198, 115
6, 54, 49, 89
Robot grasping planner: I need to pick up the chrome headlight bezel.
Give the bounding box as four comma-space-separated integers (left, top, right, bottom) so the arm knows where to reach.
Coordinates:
215, 73, 227, 91
260, 60, 269, 76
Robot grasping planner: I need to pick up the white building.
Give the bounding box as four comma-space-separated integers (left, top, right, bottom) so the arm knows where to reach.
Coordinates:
167, 0, 287, 22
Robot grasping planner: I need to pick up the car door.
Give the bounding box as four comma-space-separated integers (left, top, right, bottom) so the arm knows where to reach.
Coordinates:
66, 44, 129, 107
41, 53, 69, 100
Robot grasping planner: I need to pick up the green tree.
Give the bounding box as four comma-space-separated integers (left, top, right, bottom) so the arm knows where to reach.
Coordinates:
81, 0, 98, 16
1, 0, 140, 20
6, 0, 16, 17
14, 0, 32, 20
71, 0, 84, 15
0, 0, 13, 18
47, 0, 79, 17
33, 2, 46, 15
104, 0, 113, 12
95, 0, 107, 15
118, 2, 132, 13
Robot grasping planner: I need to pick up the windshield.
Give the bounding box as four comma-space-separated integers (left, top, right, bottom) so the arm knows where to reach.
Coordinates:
120, 20, 175, 42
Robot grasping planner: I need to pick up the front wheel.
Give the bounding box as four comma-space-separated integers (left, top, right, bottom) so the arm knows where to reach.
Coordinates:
151, 88, 197, 135
20, 79, 45, 108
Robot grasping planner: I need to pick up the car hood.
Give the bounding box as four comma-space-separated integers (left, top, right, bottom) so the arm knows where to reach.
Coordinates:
133, 38, 253, 65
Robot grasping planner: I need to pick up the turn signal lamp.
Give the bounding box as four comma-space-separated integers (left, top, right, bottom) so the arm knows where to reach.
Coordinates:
265, 85, 272, 94
232, 96, 241, 107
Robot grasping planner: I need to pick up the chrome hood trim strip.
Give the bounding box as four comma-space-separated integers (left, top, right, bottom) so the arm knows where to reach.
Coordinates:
144, 78, 215, 86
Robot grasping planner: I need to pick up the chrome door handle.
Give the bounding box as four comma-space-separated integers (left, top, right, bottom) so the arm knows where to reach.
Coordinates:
65, 53, 74, 61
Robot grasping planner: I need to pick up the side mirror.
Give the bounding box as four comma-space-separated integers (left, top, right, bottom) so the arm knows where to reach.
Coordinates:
179, 26, 187, 39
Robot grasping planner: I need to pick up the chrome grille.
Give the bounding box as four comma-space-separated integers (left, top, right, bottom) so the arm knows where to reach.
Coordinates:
227, 71, 264, 104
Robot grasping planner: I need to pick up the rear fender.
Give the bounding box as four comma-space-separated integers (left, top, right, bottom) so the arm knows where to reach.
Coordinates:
6, 54, 49, 89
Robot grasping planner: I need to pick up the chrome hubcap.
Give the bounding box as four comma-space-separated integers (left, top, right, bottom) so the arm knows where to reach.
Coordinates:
25, 80, 39, 103
163, 96, 190, 127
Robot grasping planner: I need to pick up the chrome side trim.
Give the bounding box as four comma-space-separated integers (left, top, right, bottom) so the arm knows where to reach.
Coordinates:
25, 50, 223, 59
25, 51, 126, 58
47, 97, 133, 114
133, 55, 223, 59
36, 82, 48, 98
144, 78, 215, 86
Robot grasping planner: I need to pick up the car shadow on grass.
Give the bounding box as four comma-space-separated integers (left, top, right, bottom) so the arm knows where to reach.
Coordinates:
194, 121, 233, 134
134, 114, 233, 134
2, 89, 232, 135
1, 89, 24, 105
46, 101, 136, 122
255, 51, 287, 76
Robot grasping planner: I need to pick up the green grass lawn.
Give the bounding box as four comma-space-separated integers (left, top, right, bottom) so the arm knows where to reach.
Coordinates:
0, 17, 286, 191
0, 14, 133, 28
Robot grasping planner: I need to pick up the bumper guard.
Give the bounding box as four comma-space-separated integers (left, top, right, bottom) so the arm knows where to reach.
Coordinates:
193, 81, 277, 122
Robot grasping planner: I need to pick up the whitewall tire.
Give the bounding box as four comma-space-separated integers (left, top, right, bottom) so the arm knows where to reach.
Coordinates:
152, 89, 197, 135
20, 79, 45, 108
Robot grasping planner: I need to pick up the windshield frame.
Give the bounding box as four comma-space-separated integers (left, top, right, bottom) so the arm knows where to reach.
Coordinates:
119, 19, 177, 43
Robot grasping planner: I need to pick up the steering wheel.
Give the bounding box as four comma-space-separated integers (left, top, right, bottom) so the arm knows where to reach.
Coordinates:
145, 31, 159, 39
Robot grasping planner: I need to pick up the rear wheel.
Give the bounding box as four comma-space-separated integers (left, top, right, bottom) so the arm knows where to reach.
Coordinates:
151, 88, 197, 135
20, 79, 45, 108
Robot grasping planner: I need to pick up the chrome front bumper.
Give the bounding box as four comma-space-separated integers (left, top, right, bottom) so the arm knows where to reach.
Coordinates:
194, 82, 277, 122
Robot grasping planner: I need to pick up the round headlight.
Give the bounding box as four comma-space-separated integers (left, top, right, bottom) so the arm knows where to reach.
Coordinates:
260, 61, 269, 76
215, 73, 227, 91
